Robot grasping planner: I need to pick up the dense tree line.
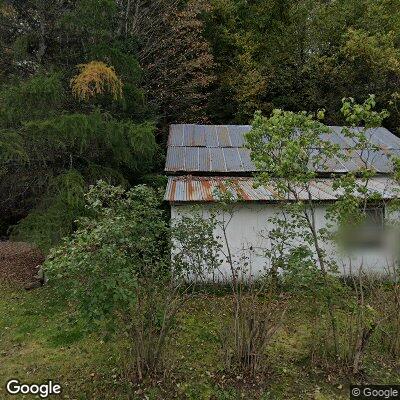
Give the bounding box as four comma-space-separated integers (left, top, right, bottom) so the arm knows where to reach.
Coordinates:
1, 0, 400, 248
205, 0, 400, 128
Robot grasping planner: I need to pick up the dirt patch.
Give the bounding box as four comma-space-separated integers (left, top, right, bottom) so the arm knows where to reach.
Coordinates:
0, 241, 44, 286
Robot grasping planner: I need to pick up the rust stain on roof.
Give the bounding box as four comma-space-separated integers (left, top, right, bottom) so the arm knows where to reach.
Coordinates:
165, 176, 399, 203
170, 179, 177, 201
217, 180, 227, 194
232, 180, 251, 201
187, 177, 194, 201
201, 179, 214, 201
264, 182, 282, 201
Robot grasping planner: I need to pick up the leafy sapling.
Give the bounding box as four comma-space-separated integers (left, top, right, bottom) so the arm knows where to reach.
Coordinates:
246, 108, 343, 356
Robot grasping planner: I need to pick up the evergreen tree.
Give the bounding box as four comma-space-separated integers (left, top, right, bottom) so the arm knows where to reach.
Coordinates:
0, 0, 157, 249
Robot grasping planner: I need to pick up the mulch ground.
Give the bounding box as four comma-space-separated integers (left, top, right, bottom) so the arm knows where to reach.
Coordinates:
0, 241, 44, 286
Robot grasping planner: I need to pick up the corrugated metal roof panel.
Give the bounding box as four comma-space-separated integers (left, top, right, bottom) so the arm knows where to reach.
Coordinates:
209, 148, 226, 172
165, 124, 400, 173
364, 150, 393, 173
198, 147, 211, 171
224, 148, 243, 171
168, 125, 400, 149
184, 125, 196, 147
205, 126, 219, 147
167, 124, 252, 148
368, 127, 400, 149
319, 127, 353, 148
174, 179, 186, 201
238, 148, 255, 170
184, 148, 199, 171
308, 149, 348, 173
193, 125, 206, 146
166, 146, 397, 173
165, 147, 185, 171
216, 126, 232, 147
334, 151, 359, 172
229, 125, 249, 146
165, 176, 399, 203
165, 146, 400, 173
168, 125, 184, 146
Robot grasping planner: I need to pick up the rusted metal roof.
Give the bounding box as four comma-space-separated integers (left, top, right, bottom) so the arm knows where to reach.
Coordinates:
165, 176, 400, 203
165, 124, 400, 174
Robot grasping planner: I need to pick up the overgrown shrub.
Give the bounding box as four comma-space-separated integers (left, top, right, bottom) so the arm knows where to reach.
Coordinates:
44, 181, 226, 381
44, 182, 176, 380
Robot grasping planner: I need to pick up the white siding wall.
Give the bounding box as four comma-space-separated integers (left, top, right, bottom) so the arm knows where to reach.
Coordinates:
171, 203, 397, 280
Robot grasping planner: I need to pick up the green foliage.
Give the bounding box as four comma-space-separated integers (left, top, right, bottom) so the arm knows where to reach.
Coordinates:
330, 96, 389, 237
340, 94, 390, 127
5, 282, 400, 399
1, 0, 400, 256
172, 208, 222, 278
204, 0, 400, 128
44, 182, 169, 323
43, 182, 227, 379
246, 109, 342, 209
246, 97, 396, 374
2, 0, 400, 129
63, 0, 118, 40
0, 130, 27, 162
0, 69, 156, 248
0, 73, 65, 126
89, 42, 145, 117
22, 112, 155, 172
11, 170, 86, 252
343, 29, 400, 74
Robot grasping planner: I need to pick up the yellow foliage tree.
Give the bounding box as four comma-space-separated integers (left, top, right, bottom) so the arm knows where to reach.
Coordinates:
71, 61, 123, 101
0, 3, 16, 17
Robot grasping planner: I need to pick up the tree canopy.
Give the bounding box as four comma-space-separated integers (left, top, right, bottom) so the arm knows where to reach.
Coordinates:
205, 0, 400, 130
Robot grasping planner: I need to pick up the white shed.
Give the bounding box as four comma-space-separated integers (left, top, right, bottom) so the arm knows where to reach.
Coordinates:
164, 124, 400, 278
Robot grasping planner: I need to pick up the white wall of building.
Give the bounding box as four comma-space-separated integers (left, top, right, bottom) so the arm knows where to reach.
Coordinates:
171, 202, 397, 280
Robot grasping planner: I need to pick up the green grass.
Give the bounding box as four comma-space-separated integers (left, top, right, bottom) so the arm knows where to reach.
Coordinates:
0, 284, 398, 399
